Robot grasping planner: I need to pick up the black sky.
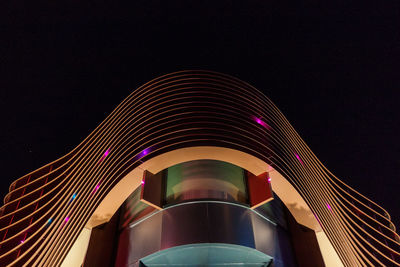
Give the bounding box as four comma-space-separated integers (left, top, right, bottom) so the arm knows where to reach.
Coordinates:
1, 1, 399, 228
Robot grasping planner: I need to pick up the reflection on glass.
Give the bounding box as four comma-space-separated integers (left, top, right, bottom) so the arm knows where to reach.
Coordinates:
165, 160, 248, 205
119, 186, 155, 229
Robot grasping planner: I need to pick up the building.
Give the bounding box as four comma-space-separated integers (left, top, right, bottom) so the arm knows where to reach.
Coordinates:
0, 70, 399, 266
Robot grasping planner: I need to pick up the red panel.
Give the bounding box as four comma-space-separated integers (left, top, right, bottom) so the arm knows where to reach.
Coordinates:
247, 172, 273, 209
140, 170, 164, 210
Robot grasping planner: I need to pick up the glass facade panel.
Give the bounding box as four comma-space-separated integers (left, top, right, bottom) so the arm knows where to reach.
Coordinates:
119, 186, 155, 229
165, 160, 247, 205
256, 193, 288, 230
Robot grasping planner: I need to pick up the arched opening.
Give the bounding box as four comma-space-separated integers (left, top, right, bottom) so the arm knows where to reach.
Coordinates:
62, 147, 341, 267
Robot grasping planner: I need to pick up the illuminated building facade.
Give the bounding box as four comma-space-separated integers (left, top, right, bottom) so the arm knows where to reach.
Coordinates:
0, 71, 399, 266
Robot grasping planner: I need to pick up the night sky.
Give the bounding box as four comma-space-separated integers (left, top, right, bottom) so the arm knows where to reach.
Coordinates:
1, 1, 399, 228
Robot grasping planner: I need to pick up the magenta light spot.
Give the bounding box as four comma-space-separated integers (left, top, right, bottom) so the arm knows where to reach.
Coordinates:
141, 180, 145, 185
91, 180, 103, 195
253, 116, 271, 130
138, 148, 150, 159
92, 184, 100, 194
61, 216, 71, 228
295, 153, 303, 164
20, 240, 25, 244
327, 203, 332, 210
99, 148, 111, 163
267, 177, 272, 183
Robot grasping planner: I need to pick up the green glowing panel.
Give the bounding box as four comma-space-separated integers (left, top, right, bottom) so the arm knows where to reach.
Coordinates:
165, 160, 247, 205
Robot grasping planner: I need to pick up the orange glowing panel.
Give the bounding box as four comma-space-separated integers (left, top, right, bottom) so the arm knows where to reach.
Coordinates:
247, 172, 273, 209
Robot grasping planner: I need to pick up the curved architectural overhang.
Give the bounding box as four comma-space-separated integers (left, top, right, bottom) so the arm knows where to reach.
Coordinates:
78, 146, 341, 266
87, 146, 321, 231
0, 70, 399, 266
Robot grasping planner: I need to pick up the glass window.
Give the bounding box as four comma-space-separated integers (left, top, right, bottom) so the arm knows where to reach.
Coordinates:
119, 186, 155, 229
165, 160, 248, 205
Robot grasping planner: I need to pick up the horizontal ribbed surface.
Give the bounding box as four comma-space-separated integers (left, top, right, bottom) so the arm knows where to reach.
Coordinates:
0, 70, 398, 266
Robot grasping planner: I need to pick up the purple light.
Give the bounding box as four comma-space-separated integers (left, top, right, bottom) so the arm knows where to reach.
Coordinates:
327, 203, 332, 210
99, 149, 111, 163
138, 148, 150, 159
267, 177, 271, 183
253, 116, 271, 130
20, 240, 25, 244
295, 153, 303, 164
61, 216, 70, 228
92, 184, 100, 193
91, 181, 102, 195
141, 180, 145, 185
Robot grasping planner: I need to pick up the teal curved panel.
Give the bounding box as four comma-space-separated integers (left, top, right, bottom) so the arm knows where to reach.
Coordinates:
140, 243, 272, 267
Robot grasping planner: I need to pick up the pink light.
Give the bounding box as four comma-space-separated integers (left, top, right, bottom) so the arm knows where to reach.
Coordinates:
99, 149, 111, 163
92, 184, 100, 194
61, 216, 70, 228
253, 116, 271, 130
20, 240, 25, 244
91, 180, 102, 195
267, 177, 271, 183
138, 148, 150, 160
327, 203, 332, 210
295, 153, 303, 164
141, 149, 149, 157
141, 180, 145, 185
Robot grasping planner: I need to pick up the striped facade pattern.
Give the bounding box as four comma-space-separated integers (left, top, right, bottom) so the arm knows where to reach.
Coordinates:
0, 70, 398, 266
